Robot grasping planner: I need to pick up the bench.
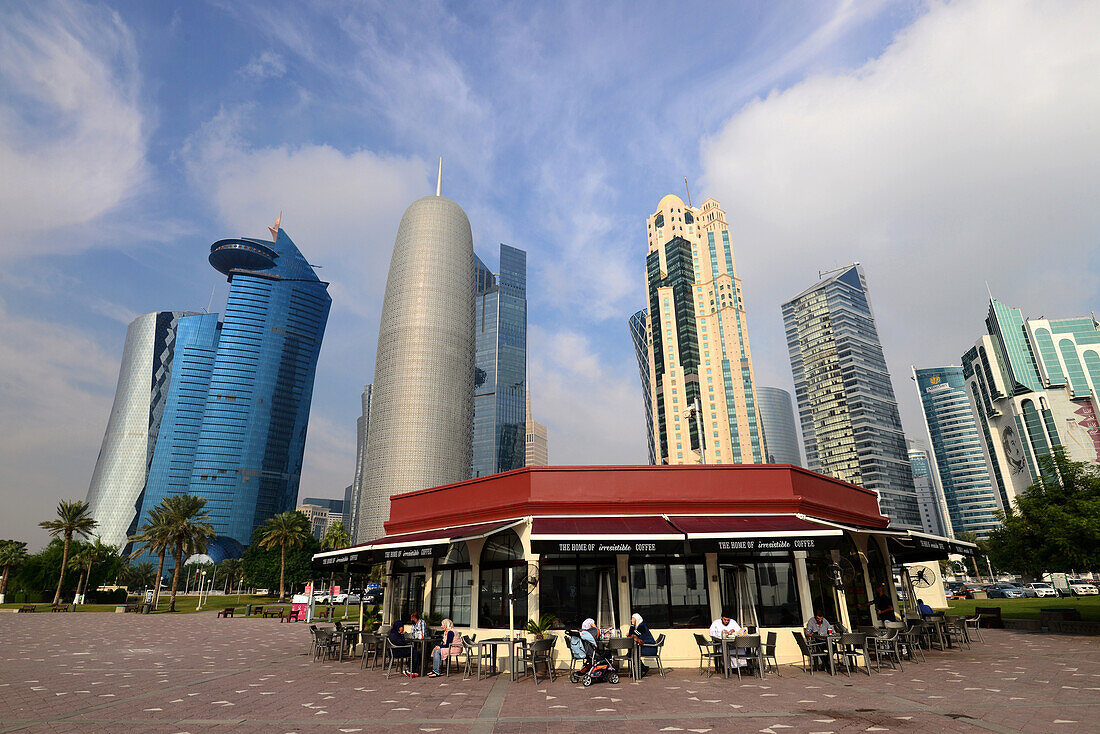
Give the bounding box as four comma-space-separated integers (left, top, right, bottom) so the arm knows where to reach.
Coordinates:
17, 605, 36, 613
261, 608, 283, 618
975, 606, 1003, 629
124, 603, 143, 613
280, 609, 300, 623
50, 605, 70, 613
217, 607, 235, 618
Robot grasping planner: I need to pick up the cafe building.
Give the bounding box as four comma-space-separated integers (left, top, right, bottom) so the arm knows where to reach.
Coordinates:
313, 465, 976, 665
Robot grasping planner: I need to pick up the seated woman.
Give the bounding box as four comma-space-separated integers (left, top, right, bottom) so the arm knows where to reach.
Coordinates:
427, 619, 461, 677
580, 617, 599, 646
627, 612, 657, 677
387, 621, 419, 677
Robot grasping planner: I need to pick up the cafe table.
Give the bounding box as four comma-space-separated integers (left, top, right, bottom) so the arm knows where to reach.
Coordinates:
714, 635, 765, 680
476, 636, 528, 681
337, 624, 360, 662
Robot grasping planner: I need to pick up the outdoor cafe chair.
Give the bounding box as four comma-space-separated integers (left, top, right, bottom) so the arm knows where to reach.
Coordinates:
963, 614, 984, 643
384, 636, 414, 679
693, 633, 722, 677
731, 634, 763, 681
792, 631, 828, 675
886, 620, 925, 662
944, 615, 971, 650
606, 637, 637, 681
638, 633, 667, 678
861, 626, 903, 671
518, 636, 557, 684
460, 634, 480, 678
314, 628, 340, 663
762, 631, 781, 677
359, 633, 381, 670
834, 633, 871, 677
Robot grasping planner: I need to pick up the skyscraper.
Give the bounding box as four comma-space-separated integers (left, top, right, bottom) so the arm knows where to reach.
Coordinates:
782, 264, 921, 529
628, 308, 656, 464
85, 311, 194, 549
347, 384, 372, 542
356, 172, 476, 542
906, 439, 952, 537
524, 391, 549, 467
472, 244, 528, 477
136, 221, 331, 560
912, 366, 1001, 537
962, 300, 1100, 506
642, 194, 764, 465
756, 386, 803, 466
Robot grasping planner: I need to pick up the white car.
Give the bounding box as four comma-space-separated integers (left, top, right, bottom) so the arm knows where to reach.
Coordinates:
1023, 582, 1059, 598
1069, 581, 1099, 596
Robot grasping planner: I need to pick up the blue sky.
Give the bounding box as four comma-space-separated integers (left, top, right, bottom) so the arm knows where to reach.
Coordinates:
2, 0, 1098, 548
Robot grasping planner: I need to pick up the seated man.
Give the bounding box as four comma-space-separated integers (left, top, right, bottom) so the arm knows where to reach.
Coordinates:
916, 598, 935, 617
708, 612, 747, 669
388, 621, 420, 677
804, 609, 834, 638
409, 611, 427, 640
627, 612, 658, 677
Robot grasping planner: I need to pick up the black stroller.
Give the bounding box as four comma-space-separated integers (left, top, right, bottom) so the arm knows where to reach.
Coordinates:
568, 630, 619, 686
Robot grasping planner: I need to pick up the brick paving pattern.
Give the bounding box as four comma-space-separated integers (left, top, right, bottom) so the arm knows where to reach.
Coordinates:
0, 613, 1097, 733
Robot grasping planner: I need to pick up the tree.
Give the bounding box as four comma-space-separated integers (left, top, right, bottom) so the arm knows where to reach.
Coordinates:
241, 526, 320, 594
257, 511, 311, 601
77, 537, 119, 602
68, 541, 93, 602
218, 557, 242, 594
120, 561, 157, 591
160, 495, 216, 612
0, 540, 29, 603
39, 500, 97, 605
986, 448, 1100, 576
321, 521, 350, 597
129, 505, 175, 607
956, 531, 984, 579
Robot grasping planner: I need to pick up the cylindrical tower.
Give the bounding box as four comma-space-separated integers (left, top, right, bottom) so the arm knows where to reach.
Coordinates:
357, 194, 475, 541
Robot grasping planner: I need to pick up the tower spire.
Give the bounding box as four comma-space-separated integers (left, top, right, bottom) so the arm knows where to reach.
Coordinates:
436, 157, 442, 196
268, 211, 282, 242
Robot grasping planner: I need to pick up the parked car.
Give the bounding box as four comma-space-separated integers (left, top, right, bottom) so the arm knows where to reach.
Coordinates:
362, 587, 384, 605
987, 583, 1024, 599
1023, 582, 1059, 598
1069, 580, 1099, 596
963, 583, 989, 598
945, 582, 967, 600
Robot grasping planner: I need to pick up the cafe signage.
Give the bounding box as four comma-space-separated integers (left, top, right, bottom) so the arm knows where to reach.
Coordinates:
531, 539, 684, 555
319, 552, 361, 566
374, 544, 447, 562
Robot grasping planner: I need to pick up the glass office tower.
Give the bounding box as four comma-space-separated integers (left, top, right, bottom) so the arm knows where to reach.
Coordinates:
906, 439, 952, 537
912, 366, 1001, 537
628, 308, 657, 464
782, 265, 921, 529
756, 386, 802, 466
961, 300, 1100, 506
85, 311, 195, 551
138, 224, 331, 560
472, 244, 528, 477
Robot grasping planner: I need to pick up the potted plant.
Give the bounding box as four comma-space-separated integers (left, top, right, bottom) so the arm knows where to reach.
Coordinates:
525, 612, 556, 639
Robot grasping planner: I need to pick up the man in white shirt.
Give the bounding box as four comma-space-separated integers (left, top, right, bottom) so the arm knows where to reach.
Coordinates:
708, 613, 747, 669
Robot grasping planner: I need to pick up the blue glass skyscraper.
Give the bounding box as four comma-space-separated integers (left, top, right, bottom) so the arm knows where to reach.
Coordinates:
628, 308, 657, 464
472, 244, 527, 477
912, 366, 1002, 538
138, 222, 331, 559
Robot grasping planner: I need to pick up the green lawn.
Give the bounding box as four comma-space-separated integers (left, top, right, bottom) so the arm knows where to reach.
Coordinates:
947, 596, 1100, 622
0, 594, 369, 619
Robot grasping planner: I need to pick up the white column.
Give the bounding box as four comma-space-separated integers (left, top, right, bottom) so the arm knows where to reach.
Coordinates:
793, 551, 813, 624
617, 554, 630, 631
705, 552, 721, 620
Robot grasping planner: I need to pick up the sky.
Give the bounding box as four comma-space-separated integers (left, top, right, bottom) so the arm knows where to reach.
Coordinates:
1, 0, 1098, 550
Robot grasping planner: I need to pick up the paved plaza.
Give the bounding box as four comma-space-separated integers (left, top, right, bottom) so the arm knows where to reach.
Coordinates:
0, 613, 1097, 733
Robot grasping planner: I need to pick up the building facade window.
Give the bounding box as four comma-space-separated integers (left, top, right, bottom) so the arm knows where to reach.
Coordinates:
539, 555, 618, 629
478, 530, 527, 628
391, 560, 426, 625
629, 558, 708, 628
431, 543, 472, 626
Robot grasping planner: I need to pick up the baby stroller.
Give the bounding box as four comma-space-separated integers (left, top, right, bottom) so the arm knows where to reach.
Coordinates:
568, 630, 619, 686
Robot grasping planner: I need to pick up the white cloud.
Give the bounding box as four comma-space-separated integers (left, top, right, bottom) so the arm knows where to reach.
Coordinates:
0, 0, 146, 256
0, 299, 118, 548
700, 0, 1100, 431
241, 50, 286, 79
528, 325, 647, 465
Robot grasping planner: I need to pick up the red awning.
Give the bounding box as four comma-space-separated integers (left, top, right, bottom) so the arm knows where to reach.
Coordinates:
669, 515, 842, 538
367, 518, 525, 550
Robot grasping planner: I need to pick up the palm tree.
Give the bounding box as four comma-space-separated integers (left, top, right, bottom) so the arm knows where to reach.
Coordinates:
258, 511, 311, 602
77, 537, 118, 603
219, 557, 242, 594
67, 541, 93, 602
129, 505, 174, 608
161, 495, 216, 612
121, 561, 156, 591
321, 521, 350, 596
0, 540, 29, 604
39, 500, 98, 604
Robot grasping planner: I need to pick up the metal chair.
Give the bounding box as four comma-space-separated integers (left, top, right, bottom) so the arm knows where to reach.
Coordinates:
606, 637, 637, 681
693, 633, 722, 677
732, 634, 763, 680
963, 614, 984, 643
792, 631, 828, 674
638, 633, 667, 678
834, 633, 871, 677
460, 634, 480, 678
762, 631, 781, 677
384, 637, 413, 678
862, 626, 902, 671
359, 633, 381, 670
518, 636, 557, 684
314, 628, 340, 663
944, 616, 971, 650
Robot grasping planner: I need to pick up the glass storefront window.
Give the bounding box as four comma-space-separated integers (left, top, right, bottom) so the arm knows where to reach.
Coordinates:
719, 555, 800, 627
540, 555, 618, 629
390, 563, 425, 624
629, 559, 708, 628
431, 567, 472, 626
478, 530, 527, 629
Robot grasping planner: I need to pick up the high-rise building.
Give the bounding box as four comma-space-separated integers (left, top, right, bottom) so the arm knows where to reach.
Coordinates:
348, 384, 372, 542
136, 220, 331, 560
912, 366, 1001, 537
85, 311, 195, 549
962, 300, 1100, 506
756, 386, 803, 466
524, 391, 549, 467
628, 308, 656, 464
782, 264, 921, 529
642, 194, 764, 465
357, 171, 475, 542
472, 244, 528, 477
297, 502, 335, 542
906, 439, 951, 537
342, 484, 353, 529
